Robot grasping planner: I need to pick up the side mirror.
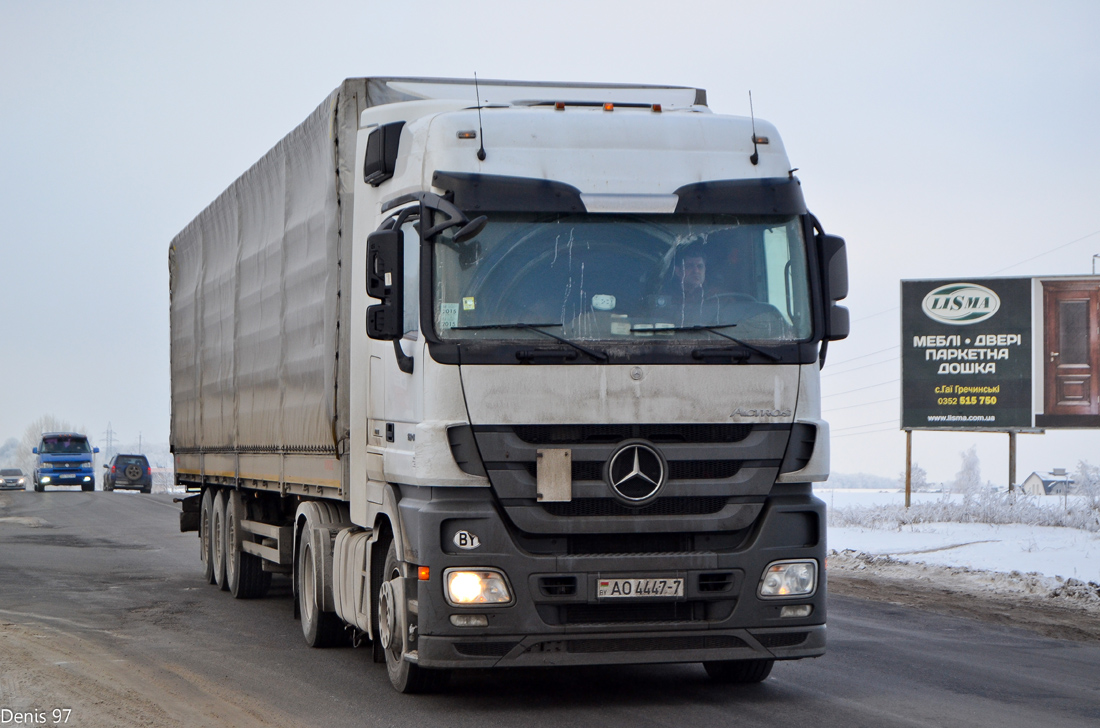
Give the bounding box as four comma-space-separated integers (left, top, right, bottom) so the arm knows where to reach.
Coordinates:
32, 447, 38, 454
93, 446, 100, 454
816, 233, 849, 342
366, 228, 404, 341
817, 234, 848, 302
102, 464, 108, 469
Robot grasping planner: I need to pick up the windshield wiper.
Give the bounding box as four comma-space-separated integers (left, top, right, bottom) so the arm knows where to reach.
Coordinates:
450, 323, 609, 362
632, 324, 780, 362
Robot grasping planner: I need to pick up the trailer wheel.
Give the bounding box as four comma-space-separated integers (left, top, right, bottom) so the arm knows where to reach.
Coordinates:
297, 520, 345, 647
703, 658, 774, 683
199, 489, 215, 584
212, 490, 229, 591
379, 541, 450, 694
226, 491, 271, 599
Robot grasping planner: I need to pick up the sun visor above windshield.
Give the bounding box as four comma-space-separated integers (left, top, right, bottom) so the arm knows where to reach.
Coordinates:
432, 171, 585, 213
433, 171, 806, 216
674, 178, 807, 216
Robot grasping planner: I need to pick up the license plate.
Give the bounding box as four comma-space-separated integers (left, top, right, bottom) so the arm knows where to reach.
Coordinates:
597, 577, 684, 599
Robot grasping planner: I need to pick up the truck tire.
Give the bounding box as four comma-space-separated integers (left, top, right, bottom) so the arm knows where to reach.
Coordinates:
199, 489, 215, 584
226, 490, 271, 599
297, 519, 346, 647
379, 541, 450, 694
703, 658, 774, 683
212, 490, 229, 591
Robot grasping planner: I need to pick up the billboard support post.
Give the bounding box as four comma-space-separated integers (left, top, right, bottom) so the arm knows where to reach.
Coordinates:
1008, 430, 1016, 492
905, 429, 912, 508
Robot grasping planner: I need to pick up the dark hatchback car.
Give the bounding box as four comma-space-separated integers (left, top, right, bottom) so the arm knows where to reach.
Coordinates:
1, 468, 28, 490
103, 454, 152, 493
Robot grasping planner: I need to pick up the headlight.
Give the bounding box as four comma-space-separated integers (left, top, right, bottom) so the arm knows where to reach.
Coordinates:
444, 569, 513, 606
41, 476, 51, 483
82, 461, 93, 469
17, 478, 25, 484
758, 560, 818, 598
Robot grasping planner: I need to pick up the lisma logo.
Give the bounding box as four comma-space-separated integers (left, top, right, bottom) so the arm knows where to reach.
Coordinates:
921, 283, 1000, 325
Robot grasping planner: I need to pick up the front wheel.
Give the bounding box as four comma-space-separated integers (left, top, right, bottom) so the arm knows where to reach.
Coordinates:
703, 658, 774, 683
378, 541, 449, 694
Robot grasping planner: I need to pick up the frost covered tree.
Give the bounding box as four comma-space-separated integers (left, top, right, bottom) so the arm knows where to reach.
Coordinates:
0, 437, 17, 467
16, 415, 75, 475
1072, 460, 1100, 508
897, 463, 929, 491
952, 446, 982, 497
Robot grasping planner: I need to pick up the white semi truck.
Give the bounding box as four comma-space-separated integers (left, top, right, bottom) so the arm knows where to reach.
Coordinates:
170, 77, 849, 693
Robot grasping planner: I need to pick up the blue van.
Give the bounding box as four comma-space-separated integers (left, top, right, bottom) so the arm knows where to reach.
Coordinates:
33, 432, 100, 492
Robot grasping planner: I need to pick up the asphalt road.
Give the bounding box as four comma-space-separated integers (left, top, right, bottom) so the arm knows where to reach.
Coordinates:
1, 490, 1098, 727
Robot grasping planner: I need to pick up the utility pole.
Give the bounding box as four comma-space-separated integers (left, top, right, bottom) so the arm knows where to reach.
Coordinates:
103, 422, 115, 460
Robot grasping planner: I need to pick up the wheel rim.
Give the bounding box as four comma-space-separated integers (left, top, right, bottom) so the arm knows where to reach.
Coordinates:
212, 510, 223, 567
226, 508, 236, 583
300, 542, 315, 623
378, 581, 395, 650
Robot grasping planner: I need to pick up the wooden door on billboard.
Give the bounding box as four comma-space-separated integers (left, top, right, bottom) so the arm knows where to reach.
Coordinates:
1044, 282, 1100, 415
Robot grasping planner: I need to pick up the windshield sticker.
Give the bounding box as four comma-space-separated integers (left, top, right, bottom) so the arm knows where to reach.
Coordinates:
439, 303, 459, 329
463, 297, 476, 311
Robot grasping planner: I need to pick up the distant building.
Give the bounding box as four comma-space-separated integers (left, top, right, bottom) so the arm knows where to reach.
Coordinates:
1020, 468, 1074, 495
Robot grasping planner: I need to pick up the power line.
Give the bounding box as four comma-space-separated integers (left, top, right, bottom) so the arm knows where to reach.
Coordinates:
824, 396, 899, 412
825, 344, 899, 367
822, 355, 900, 378
992, 228, 1100, 274
822, 378, 899, 397
832, 418, 897, 433
832, 425, 898, 438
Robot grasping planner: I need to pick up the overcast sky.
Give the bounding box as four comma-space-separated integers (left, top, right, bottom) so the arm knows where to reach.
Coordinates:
2, 0, 1099, 483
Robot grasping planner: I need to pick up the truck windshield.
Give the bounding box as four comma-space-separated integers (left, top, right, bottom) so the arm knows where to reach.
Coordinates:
40, 436, 91, 454
432, 213, 812, 344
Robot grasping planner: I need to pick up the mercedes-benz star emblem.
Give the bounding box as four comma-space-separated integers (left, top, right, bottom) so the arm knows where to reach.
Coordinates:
607, 442, 666, 503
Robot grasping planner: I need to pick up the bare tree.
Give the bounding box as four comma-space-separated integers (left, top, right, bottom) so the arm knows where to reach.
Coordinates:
16, 415, 75, 475
1073, 460, 1100, 509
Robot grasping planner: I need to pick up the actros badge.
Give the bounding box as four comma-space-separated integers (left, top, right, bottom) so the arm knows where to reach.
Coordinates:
453, 530, 481, 550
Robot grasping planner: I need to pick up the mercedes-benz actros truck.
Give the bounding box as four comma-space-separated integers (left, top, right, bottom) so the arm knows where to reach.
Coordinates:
170, 77, 849, 693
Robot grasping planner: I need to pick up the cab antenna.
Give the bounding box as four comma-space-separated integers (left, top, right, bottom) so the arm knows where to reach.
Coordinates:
474, 73, 487, 161
749, 90, 759, 166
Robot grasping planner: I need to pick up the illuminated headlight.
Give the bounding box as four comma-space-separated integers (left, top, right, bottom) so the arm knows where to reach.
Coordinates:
17, 478, 25, 485
758, 560, 818, 598
83, 476, 92, 482
41, 476, 51, 483
444, 569, 513, 606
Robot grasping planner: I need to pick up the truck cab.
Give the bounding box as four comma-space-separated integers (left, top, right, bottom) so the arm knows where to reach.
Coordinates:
33, 432, 99, 491
347, 80, 848, 688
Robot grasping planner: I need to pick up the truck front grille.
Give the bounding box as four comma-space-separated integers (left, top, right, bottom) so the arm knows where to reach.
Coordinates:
563, 635, 747, 653
511, 424, 752, 445
559, 601, 705, 624
524, 460, 741, 482
541, 497, 728, 518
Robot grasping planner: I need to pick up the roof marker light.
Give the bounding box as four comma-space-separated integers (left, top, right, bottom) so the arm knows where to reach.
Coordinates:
457, 130, 477, 139
603, 103, 614, 112
554, 102, 565, 111
652, 104, 662, 113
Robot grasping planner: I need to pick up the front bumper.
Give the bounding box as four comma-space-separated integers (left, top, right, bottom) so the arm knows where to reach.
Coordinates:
38, 472, 94, 486
416, 624, 824, 669
399, 486, 827, 669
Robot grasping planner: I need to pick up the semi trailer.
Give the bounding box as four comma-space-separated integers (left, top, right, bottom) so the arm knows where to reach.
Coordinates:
170, 76, 849, 693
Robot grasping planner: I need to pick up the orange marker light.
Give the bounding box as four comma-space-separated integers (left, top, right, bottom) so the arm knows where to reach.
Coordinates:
554, 101, 565, 110
603, 102, 614, 111
652, 104, 662, 113
418, 566, 430, 581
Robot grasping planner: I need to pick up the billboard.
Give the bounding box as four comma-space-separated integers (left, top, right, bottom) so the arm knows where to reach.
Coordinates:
901, 276, 1100, 430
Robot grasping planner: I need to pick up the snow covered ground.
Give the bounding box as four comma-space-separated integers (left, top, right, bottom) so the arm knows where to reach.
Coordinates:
818, 488, 1100, 614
